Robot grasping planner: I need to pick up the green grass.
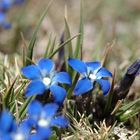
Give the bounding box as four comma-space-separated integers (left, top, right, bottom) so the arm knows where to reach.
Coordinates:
0, 0, 140, 139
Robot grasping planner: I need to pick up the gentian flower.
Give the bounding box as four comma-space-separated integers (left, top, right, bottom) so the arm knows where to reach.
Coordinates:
21, 58, 72, 104
27, 100, 69, 140
0, 110, 17, 139
68, 58, 112, 96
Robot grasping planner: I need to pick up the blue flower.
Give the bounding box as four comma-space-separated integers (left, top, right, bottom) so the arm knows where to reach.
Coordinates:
0, 12, 11, 29
27, 100, 69, 140
11, 120, 31, 140
21, 58, 72, 104
0, 0, 25, 29
13, 0, 25, 5
0, 110, 17, 139
0, 110, 32, 140
0, 0, 24, 11
68, 58, 112, 96
0, 0, 12, 11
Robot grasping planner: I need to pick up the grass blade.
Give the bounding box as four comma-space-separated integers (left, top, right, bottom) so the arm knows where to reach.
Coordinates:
48, 36, 56, 55
18, 96, 36, 120
74, 0, 84, 59
64, 18, 73, 58
104, 70, 116, 115
25, 0, 53, 66
48, 34, 80, 58
44, 34, 52, 58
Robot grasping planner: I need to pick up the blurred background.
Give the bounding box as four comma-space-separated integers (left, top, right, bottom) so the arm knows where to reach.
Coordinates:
0, 0, 140, 96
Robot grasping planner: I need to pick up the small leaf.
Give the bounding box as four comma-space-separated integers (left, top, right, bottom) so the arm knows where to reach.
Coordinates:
116, 97, 140, 121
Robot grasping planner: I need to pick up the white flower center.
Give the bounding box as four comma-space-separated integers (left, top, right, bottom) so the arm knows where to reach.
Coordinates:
38, 118, 50, 127
43, 77, 51, 86
89, 73, 97, 80
13, 133, 25, 140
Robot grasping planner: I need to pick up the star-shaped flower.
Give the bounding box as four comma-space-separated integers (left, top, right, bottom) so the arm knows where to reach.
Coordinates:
27, 100, 69, 140
68, 58, 112, 96
21, 58, 72, 104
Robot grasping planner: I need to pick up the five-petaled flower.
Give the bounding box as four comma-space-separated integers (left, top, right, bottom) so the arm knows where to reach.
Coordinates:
27, 100, 69, 140
21, 58, 72, 104
68, 58, 112, 96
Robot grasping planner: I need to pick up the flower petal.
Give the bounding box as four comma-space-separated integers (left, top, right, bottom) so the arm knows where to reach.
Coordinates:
37, 128, 52, 140
25, 81, 46, 97
43, 103, 58, 117
16, 121, 31, 139
74, 78, 93, 96
96, 79, 111, 95
28, 100, 42, 118
53, 72, 72, 85
1, 135, 12, 140
68, 58, 87, 75
38, 58, 54, 76
86, 61, 101, 73
50, 85, 67, 104
0, 110, 16, 132
30, 134, 42, 140
96, 67, 112, 78
21, 65, 41, 80
51, 116, 69, 128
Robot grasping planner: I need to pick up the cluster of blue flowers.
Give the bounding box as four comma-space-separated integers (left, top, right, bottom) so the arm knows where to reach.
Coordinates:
22, 58, 112, 100
0, 0, 24, 29
0, 101, 69, 140
0, 58, 112, 140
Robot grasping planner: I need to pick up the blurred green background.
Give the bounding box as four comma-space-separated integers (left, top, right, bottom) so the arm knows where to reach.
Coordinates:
0, 0, 140, 95
1, 0, 140, 59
